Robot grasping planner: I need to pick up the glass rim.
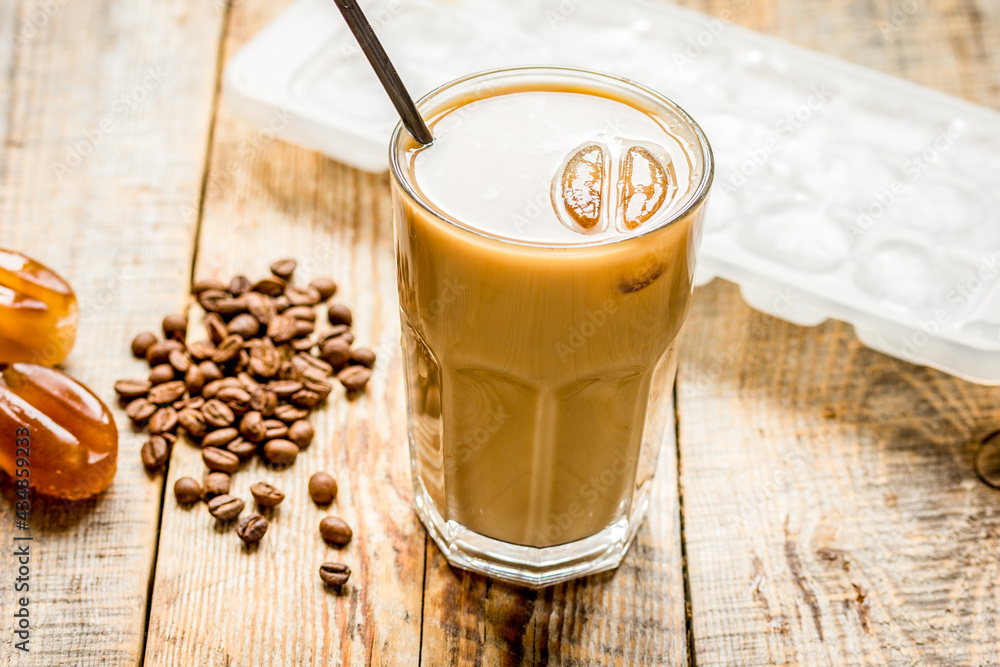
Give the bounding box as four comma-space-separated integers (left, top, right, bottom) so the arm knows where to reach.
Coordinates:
388, 65, 714, 249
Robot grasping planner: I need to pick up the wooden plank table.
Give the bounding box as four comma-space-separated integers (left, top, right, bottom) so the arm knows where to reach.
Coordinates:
0, 0, 998, 664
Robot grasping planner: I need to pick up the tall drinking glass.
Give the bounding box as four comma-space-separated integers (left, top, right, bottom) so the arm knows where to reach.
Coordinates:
389, 67, 713, 586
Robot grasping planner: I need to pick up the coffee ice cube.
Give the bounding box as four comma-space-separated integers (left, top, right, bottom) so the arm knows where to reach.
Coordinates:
551, 142, 609, 234
552, 139, 677, 236
617, 143, 675, 231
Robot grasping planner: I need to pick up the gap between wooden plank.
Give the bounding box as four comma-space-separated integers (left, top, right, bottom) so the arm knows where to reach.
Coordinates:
417, 534, 428, 667
674, 384, 697, 667
187, 0, 236, 291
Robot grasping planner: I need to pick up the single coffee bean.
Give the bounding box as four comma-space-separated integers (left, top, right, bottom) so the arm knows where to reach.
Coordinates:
202, 399, 235, 427
192, 278, 226, 294
149, 364, 176, 385
236, 513, 269, 545
131, 331, 158, 358
211, 334, 244, 364
203, 447, 240, 473
198, 289, 229, 313
207, 494, 244, 522
185, 364, 206, 394
202, 380, 223, 399
173, 477, 202, 504
178, 407, 208, 439
269, 380, 303, 398
148, 380, 187, 405
319, 562, 351, 588
286, 286, 321, 307
148, 407, 178, 435
203, 472, 230, 498
248, 337, 282, 378
294, 319, 315, 338
338, 366, 372, 393
270, 258, 297, 280
267, 315, 298, 343
186, 339, 216, 361
230, 275, 252, 296
239, 411, 267, 442
291, 337, 315, 352
318, 324, 351, 343
203, 377, 240, 399
319, 516, 353, 546
274, 404, 309, 423
309, 277, 337, 301
245, 292, 278, 324
217, 386, 251, 413
262, 439, 298, 465
126, 397, 157, 424
293, 352, 333, 377
146, 339, 184, 366
284, 305, 316, 321
115, 378, 151, 400
168, 349, 192, 374
319, 337, 351, 369
205, 312, 228, 344
236, 371, 260, 393
253, 276, 286, 296
350, 348, 376, 368
215, 296, 248, 317
227, 437, 256, 460
250, 388, 278, 416
301, 362, 332, 383
263, 419, 288, 440
327, 303, 353, 326
162, 313, 188, 341
309, 472, 337, 505
174, 396, 205, 410
203, 427, 239, 449
291, 389, 322, 408
227, 313, 260, 339
198, 360, 223, 383
141, 436, 170, 471
302, 376, 332, 399
250, 481, 285, 507
288, 420, 315, 448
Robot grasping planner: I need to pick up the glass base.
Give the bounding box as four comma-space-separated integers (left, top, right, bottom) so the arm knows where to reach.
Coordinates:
413, 477, 651, 588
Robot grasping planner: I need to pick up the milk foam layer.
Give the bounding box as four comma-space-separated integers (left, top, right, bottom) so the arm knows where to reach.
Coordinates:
409, 91, 695, 244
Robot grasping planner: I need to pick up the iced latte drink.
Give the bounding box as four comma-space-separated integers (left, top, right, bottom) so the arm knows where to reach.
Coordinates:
390, 67, 712, 586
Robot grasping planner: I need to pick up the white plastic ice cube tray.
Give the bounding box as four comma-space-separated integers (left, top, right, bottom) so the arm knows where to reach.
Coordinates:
224, 0, 1000, 384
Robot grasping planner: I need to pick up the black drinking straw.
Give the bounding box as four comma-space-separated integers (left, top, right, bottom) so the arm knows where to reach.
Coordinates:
333, 0, 434, 145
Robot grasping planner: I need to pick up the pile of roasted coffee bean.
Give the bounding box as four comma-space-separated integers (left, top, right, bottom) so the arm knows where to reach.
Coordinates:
115, 259, 369, 588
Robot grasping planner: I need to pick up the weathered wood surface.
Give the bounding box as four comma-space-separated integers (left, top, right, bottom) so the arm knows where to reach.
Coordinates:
675, 1, 1000, 665
679, 284, 1000, 666
2, 0, 1000, 664
0, 0, 223, 664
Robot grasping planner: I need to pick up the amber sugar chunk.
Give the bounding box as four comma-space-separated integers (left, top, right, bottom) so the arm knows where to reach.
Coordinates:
0, 363, 118, 499
0, 249, 79, 366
